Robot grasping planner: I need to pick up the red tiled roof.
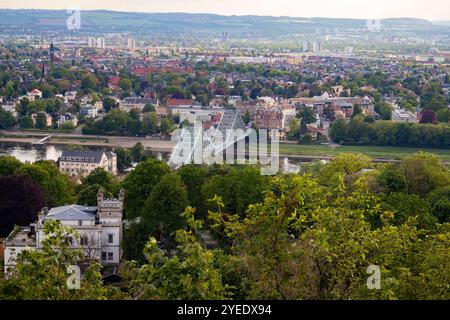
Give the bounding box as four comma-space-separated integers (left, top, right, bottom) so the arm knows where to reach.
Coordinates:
166, 98, 194, 107
108, 76, 120, 86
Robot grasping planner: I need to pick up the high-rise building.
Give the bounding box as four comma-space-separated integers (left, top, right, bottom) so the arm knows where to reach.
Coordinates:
87, 37, 106, 49
312, 41, 322, 53
88, 37, 96, 48
127, 37, 136, 51
97, 37, 106, 49
302, 41, 310, 52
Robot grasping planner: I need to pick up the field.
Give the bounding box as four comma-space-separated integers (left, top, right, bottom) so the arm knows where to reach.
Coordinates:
278, 144, 450, 161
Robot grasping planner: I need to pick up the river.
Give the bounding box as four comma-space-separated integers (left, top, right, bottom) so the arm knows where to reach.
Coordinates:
0, 142, 318, 173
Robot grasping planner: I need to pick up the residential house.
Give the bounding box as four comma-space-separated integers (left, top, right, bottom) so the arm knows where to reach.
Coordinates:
80, 105, 98, 118
58, 150, 117, 177
120, 97, 158, 113
1, 103, 18, 118
26, 89, 42, 101
64, 91, 78, 103
57, 113, 78, 128
169, 105, 225, 124
3, 189, 124, 274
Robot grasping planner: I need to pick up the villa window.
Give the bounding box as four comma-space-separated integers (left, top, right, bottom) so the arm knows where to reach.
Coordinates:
80, 236, 88, 246
108, 252, 114, 261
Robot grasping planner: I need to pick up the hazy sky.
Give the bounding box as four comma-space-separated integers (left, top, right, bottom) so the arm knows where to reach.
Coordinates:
0, 0, 449, 20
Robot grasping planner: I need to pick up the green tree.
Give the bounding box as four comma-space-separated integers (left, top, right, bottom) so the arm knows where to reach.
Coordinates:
377, 165, 407, 193
81, 75, 98, 92
131, 142, 144, 163
128, 208, 228, 300
17, 161, 75, 207
351, 104, 363, 119
119, 78, 132, 92
160, 118, 174, 135
80, 168, 118, 196
427, 186, 450, 223
330, 118, 347, 143
0, 156, 22, 176
102, 97, 118, 112
114, 147, 133, 171
201, 166, 268, 217
320, 153, 372, 187
382, 193, 436, 229
141, 112, 159, 135
178, 164, 208, 215
400, 152, 450, 196
375, 102, 393, 120
437, 108, 450, 123
77, 184, 113, 206
35, 112, 48, 129
0, 109, 15, 129
20, 116, 34, 129
143, 104, 156, 113
142, 173, 188, 249
122, 159, 170, 219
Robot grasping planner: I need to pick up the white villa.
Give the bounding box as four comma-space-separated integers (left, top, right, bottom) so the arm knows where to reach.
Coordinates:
3, 189, 124, 274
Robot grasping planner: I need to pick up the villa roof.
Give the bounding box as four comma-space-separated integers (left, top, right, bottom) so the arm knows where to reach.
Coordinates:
44, 204, 97, 221
60, 150, 105, 163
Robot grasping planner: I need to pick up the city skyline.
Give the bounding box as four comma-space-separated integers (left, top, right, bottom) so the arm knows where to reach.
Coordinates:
0, 0, 449, 21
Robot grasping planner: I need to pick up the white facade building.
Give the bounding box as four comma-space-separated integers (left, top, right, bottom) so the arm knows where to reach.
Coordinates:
169, 105, 225, 123
392, 107, 418, 123
80, 105, 98, 118
127, 38, 136, 51
59, 150, 117, 177
3, 190, 124, 274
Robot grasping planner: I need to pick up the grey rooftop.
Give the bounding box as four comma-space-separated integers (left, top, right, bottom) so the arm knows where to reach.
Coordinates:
44, 204, 97, 221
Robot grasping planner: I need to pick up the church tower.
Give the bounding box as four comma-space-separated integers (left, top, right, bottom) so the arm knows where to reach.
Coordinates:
40, 62, 46, 83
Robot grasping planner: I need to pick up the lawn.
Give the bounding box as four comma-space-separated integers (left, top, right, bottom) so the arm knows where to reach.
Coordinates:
278, 144, 450, 161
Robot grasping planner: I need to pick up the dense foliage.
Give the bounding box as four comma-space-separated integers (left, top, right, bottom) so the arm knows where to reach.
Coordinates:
1, 152, 449, 300
331, 116, 450, 149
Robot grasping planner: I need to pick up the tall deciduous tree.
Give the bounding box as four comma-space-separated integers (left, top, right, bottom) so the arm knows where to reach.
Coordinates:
0, 175, 46, 237
142, 172, 188, 249
122, 159, 170, 219
127, 207, 228, 300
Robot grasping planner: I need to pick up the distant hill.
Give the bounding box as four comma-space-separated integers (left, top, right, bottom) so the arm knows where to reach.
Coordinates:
434, 20, 450, 26
0, 9, 448, 38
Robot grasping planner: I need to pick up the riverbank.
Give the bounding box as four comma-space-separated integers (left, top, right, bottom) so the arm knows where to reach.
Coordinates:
0, 131, 176, 152
278, 144, 450, 162
1, 130, 449, 163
